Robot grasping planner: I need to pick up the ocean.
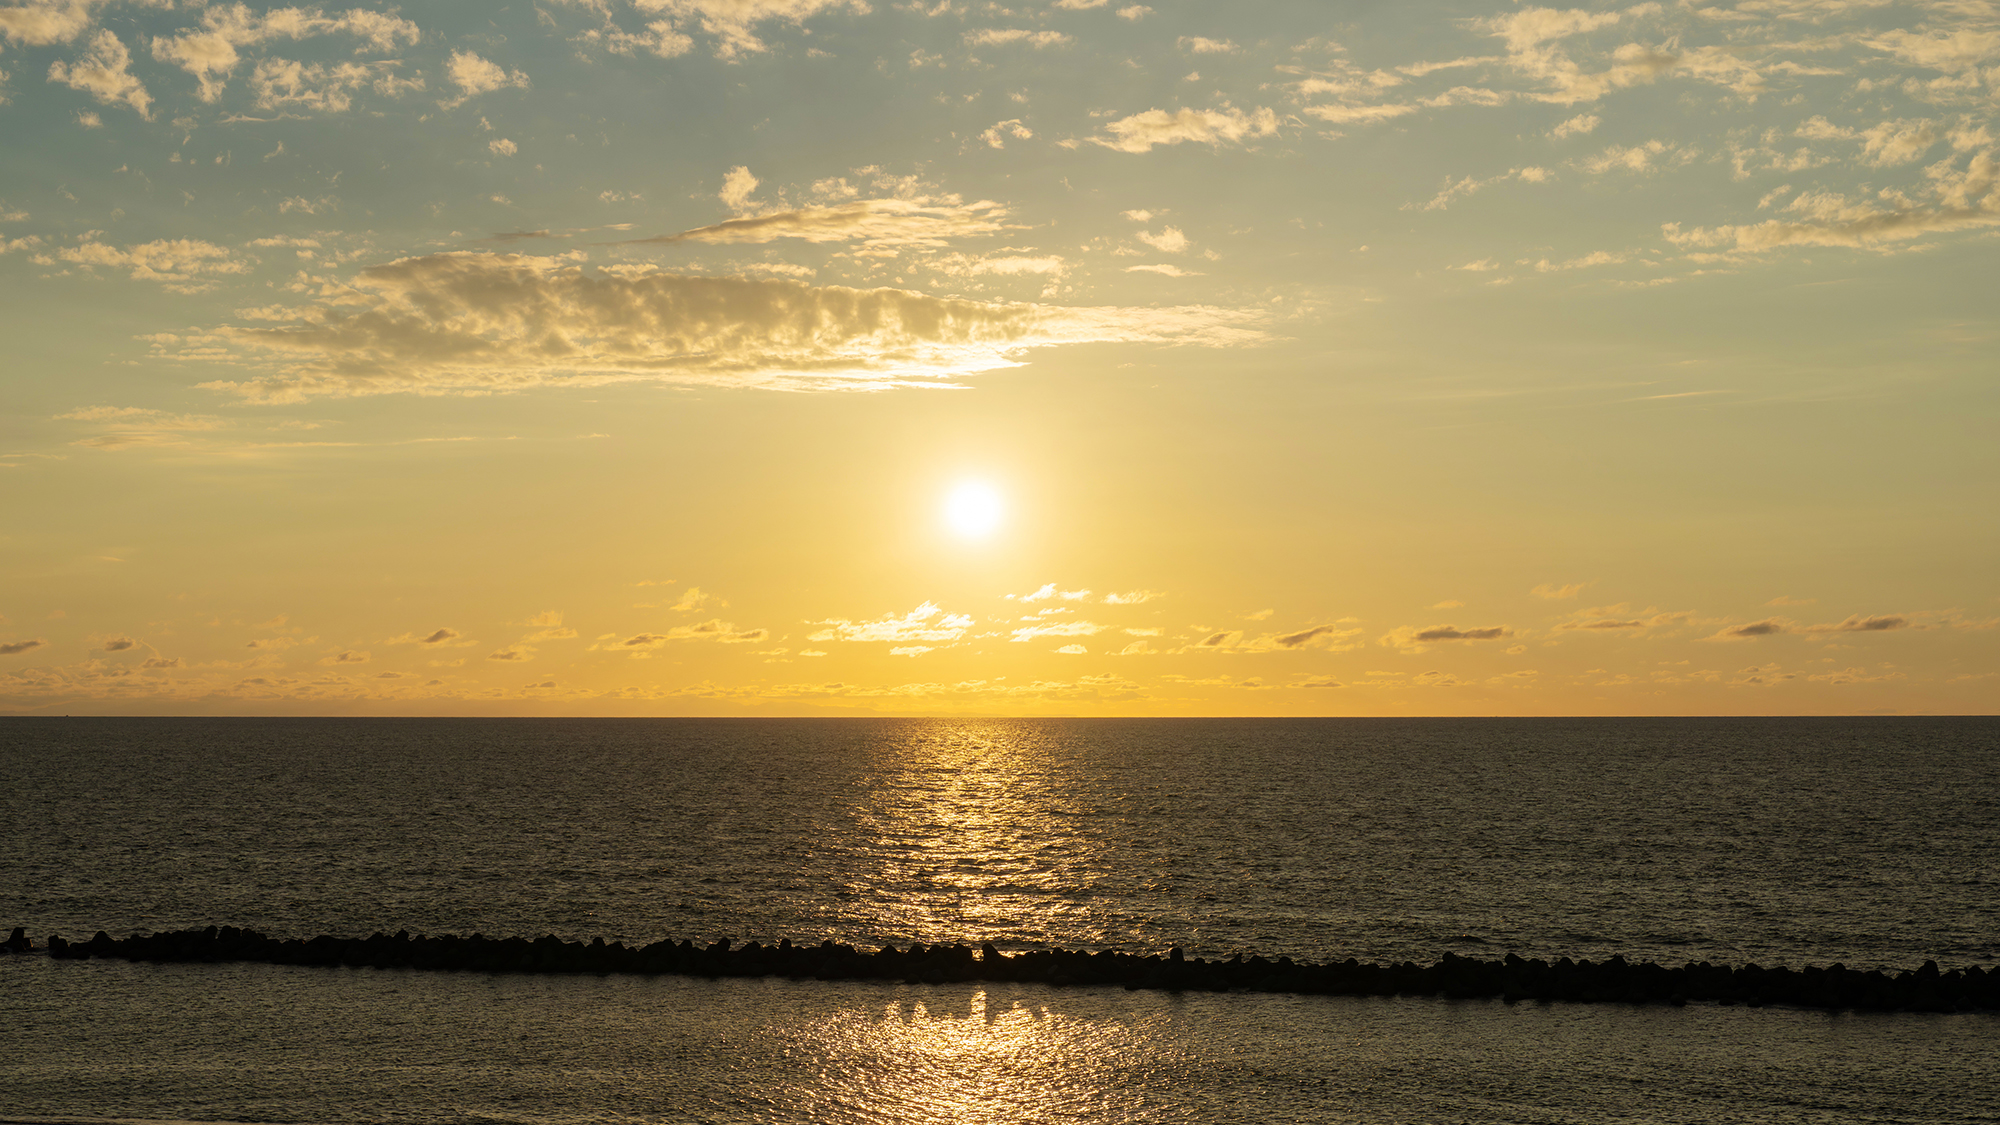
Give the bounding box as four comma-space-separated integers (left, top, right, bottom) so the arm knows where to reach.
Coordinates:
2, 716, 1995, 1123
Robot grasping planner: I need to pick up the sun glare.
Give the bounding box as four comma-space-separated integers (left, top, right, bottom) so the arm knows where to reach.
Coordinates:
945, 482, 1004, 539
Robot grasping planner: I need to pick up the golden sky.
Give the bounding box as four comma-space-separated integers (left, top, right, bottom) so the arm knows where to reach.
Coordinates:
1, 0, 1996, 714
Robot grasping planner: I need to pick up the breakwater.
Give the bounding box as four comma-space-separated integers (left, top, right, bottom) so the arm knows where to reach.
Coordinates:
8, 926, 1992, 1013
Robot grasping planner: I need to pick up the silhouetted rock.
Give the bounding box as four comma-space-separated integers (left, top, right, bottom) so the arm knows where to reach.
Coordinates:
20, 921, 1995, 1013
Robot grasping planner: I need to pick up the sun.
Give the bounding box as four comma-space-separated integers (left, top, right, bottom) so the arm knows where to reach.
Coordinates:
944, 481, 1005, 539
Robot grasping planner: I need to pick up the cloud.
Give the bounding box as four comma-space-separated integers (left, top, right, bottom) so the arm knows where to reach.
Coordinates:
1550, 113, 1600, 138
1867, 28, 2000, 74
1302, 102, 1419, 125
1268, 623, 1360, 650
1055, 644, 1088, 654
142, 656, 182, 668
1580, 140, 1682, 174
1010, 620, 1105, 642
1380, 623, 1514, 651
151, 4, 421, 102
1178, 36, 1236, 54
602, 18, 694, 58
978, 119, 1033, 149
1414, 625, 1510, 641
1664, 139, 2000, 255
248, 58, 415, 114
719, 165, 759, 212
1479, 7, 1679, 106
488, 647, 532, 661
1532, 582, 1585, 599
1804, 614, 1909, 633
640, 0, 867, 60
1415, 166, 1551, 210
1481, 7, 1627, 55
48, 29, 151, 119
1705, 618, 1789, 640
1557, 609, 1689, 630
964, 28, 1071, 49
672, 586, 718, 612
444, 49, 527, 107
609, 620, 767, 650
637, 195, 1019, 249
0, 1, 99, 47
1102, 590, 1159, 604
1124, 264, 1202, 277
1858, 118, 1936, 166
810, 602, 973, 644
1088, 106, 1279, 154
1431, 599, 1465, 608
390, 627, 462, 646
1, 638, 46, 655
102, 636, 135, 651
1136, 226, 1189, 253
1009, 583, 1058, 603
192, 252, 1266, 401
489, 137, 518, 156
321, 650, 369, 664
52, 237, 250, 289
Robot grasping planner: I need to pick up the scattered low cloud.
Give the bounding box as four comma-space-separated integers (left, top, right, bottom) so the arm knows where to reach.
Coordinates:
150, 5, 420, 102
443, 49, 528, 108
0, 639, 46, 655
809, 602, 973, 644
48, 29, 152, 119
1086, 106, 1279, 154
639, 195, 1019, 249
1704, 618, 1790, 641
1010, 620, 1105, 642
1380, 623, 1514, 651
1532, 583, 1585, 600
1549, 113, 1599, 139
965, 28, 1071, 49
49, 237, 250, 291
606, 619, 767, 651
389, 627, 464, 646
978, 119, 1033, 149
1804, 614, 1910, 633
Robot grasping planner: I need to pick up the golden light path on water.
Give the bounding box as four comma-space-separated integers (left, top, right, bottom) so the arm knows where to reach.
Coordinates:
778, 989, 1184, 1124
834, 723, 1143, 950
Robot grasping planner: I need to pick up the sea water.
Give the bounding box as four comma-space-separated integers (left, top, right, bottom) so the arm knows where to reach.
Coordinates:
2, 716, 1996, 1123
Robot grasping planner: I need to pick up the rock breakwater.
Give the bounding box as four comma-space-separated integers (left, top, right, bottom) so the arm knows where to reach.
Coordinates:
8, 925, 1992, 1013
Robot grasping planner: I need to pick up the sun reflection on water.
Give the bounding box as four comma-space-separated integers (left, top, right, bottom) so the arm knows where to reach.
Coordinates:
837, 724, 1132, 950
776, 987, 1187, 1125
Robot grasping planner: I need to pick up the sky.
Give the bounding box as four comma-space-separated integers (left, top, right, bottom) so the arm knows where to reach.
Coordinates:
1, 0, 1996, 716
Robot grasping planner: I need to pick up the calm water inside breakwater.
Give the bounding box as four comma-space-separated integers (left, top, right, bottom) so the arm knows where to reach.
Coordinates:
3, 716, 1997, 1123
